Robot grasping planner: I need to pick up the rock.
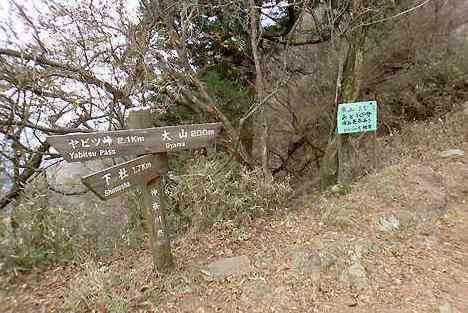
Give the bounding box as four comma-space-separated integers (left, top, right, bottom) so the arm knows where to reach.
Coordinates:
46, 160, 105, 194
348, 260, 369, 290
376, 214, 400, 232
353, 238, 379, 258
318, 240, 347, 270
252, 252, 273, 270
202, 255, 252, 280
440, 149, 464, 158
180, 296, 213, 313
330, 184, 350, 196
319, 252, 338, 270
290, 250, 321, 281
439, 302, 454, 313
40, 161, 130, 250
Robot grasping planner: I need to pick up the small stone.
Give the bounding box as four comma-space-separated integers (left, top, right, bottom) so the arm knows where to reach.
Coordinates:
330, 184, 350, 195
320, 252, 337, 269
290, 250, 321, 282
440, 149, 464, 158
331, 185, 342, 194
348, 260, 369, 290
202, 255, 252, 280
376, 214, 400, 232
439, 302, 453, 313
353, 239, 378, 258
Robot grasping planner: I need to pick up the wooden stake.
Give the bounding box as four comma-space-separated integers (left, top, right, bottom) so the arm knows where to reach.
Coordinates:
373, 130, 378, 172
127, 109, 174, 272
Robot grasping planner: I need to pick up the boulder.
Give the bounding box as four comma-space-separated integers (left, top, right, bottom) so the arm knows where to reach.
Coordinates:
43, 160, 130, 249
46, 160, 107, 194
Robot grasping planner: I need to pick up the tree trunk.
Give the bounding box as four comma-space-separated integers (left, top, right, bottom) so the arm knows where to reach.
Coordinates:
249, 0, 272, 180
337, 24, 368, 185
320, 1, 368, 189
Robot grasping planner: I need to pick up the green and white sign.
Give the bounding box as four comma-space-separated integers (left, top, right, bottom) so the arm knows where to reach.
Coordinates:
337, 100, 377, 134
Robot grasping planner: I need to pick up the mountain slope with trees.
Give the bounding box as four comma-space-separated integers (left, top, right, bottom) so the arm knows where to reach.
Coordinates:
1, 0, 468, 311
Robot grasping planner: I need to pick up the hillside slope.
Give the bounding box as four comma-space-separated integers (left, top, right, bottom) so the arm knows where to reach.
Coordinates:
1, 107, 467, 313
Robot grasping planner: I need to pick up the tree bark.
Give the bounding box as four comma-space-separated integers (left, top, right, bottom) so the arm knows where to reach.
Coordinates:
320, 0, 368, 189
249, 0, 272, 180
337, 24, 368, 185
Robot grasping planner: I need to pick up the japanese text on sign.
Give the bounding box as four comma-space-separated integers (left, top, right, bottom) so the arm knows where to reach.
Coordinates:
81, 155, 167, 200
100, 161, 153, 197
337, 101, 377, 134
47, 122, 222, 162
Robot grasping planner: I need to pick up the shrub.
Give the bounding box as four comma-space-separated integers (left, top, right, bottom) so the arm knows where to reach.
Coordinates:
167, 154, 292, 232
61, 261, 134, 313
0, 174, 137, 273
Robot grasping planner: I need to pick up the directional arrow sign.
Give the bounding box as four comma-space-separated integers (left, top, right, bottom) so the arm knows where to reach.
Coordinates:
47, 122, 223, 162
81, 155, 168, 200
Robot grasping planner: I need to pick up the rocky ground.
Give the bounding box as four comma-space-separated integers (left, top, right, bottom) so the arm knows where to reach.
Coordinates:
1, 111, 467, 312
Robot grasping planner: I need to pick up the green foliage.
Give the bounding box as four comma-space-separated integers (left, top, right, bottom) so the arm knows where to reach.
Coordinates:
200, 66, 254, 121
158, 64, 254, 128
167, 154, 292, 232
157, 105, 196, 127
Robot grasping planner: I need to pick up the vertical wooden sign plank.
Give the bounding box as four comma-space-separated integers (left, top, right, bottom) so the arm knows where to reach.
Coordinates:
127, 109, 174, 272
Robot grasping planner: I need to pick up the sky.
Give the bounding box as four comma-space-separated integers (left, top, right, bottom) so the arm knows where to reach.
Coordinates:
0, 0, 141, 47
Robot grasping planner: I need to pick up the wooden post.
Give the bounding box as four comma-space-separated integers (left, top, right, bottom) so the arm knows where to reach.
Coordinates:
373, 130, 378, 172
127, 109, 174, 272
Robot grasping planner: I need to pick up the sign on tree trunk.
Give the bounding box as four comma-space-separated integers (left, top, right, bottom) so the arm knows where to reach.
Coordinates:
337, 101, 377, 134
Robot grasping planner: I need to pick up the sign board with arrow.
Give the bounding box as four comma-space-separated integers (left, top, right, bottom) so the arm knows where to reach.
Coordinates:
47, 116, 223, 272
81, 155, 169, 200
47, 123, 223, 162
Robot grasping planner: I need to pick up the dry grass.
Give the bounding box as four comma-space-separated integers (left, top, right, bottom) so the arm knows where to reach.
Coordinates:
167, 154, 292, 232
0, 174, 136, 273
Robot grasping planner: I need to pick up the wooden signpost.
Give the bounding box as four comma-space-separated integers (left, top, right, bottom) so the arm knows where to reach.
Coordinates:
47, 122, 222, 162
47, 110, 222, 271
